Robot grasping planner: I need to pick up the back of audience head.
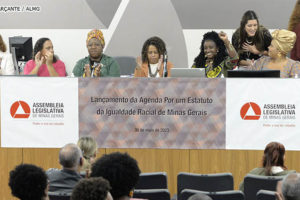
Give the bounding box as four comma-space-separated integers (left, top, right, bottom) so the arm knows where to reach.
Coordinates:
9, 164, 48, 200
59, 143, 83, 170
263, 142, 286, 175
0, 34, 7, 52
188, 193, 212, 200
280, 173, 300, 200
77, 136, 97, 171
91, 152, 141, 200
71, 177, 112, 200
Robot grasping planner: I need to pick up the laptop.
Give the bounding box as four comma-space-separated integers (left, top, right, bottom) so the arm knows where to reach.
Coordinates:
171, 68, 206, 78
227, 70, 280, 78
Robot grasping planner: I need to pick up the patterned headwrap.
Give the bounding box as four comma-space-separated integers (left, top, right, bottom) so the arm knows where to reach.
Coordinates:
271, 29, 296, 55
86, 29, 105, 48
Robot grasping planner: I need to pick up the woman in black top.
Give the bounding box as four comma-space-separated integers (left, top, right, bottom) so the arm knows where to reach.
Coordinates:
232, 10, 272, 68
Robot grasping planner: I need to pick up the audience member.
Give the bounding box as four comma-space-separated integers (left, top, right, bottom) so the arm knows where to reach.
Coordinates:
192, 31, 238, 77
277, 173, 300, 200
239, 142, 296, 191
72, 29, 120, 77
0, 34, 16, 75
46, 143, 83, 195
134, 36, 173, 77
9, 164, 49, 200
23, 37, 66, 76
91, 152, 141, 200
71, 177, 113, 200
77, 136, 98, 176
288, 0, 300, 61
250, 29, 300, 77
232, 10, 272, 67
187, 193, 212, 200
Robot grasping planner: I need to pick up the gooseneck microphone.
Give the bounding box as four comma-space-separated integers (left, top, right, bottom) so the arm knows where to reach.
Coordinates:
163, 52, 168, 78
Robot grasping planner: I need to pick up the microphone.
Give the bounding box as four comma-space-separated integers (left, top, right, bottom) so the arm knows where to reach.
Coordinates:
163, 52, 168, 77
91, 62, 100, 77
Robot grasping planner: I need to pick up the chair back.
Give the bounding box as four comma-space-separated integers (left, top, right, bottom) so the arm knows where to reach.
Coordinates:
48, 192, 71, 200
133, 189, 170, 200
135, 172, 168, 189
244, 174, 284, 200
177, 172, 234, 200
180, 189, 244, 200
114, 56, 136, 76
256, 189, 276, 200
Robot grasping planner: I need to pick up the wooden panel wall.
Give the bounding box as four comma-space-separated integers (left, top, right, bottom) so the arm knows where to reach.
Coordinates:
1, 148, 300, 199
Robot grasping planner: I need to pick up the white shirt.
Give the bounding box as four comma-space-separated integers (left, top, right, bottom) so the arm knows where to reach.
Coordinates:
0, 51, 16, 75
148, 63, 160, 78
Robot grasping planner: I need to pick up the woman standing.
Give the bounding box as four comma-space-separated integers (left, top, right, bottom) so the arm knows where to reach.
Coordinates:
232, 10, 272, 67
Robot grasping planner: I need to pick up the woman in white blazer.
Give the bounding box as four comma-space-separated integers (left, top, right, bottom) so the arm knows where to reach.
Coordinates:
0, 34, 16, 75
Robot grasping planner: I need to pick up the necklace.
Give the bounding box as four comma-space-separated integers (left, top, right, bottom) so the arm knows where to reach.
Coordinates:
245, 38, 253, 44
148, 63, 159, 77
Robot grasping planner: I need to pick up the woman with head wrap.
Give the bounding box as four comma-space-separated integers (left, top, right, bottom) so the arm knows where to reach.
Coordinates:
288, 0, 300, 61
72, 29, 120, 77
250, 29, 300, 78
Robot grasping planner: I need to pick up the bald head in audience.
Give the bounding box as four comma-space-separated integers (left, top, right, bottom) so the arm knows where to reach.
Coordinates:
59, 143, 83, 170
277, 173, 300, 200
188, 193, 212, 200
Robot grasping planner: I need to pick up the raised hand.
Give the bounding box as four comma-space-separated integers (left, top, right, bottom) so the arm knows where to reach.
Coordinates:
219, 31, 231, 45
45, 51, 54, 65
157, 55, 164, 71
84, 64, 91, 77
35, 51, 44, 68
136, 56, 143, 70
93, 63, 102, 77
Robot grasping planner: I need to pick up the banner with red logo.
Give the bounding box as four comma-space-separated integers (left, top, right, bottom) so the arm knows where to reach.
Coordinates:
1, 77, 78, 148
226, 79, 300, 150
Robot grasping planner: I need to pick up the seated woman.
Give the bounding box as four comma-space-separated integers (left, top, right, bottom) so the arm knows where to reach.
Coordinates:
24, 38, 66, 76
0, 34, 16, 75
77, 136, 98, 177
134, 36, 173, 77
73, 29, 120, 77
239, 142, 296, 191
250, 29, 300, 78
232, 10, 272, 68
288, 0, 300, 61
192, 31, 238, 78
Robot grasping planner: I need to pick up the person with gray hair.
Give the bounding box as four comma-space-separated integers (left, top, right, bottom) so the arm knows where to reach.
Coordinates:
46, 143, 83, 195
277, 173, 300, 200
187, 193, 212, 200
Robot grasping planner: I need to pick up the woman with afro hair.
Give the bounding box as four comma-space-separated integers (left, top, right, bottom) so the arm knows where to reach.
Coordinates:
134, 36, 173, 77
192, 31, 238, 78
